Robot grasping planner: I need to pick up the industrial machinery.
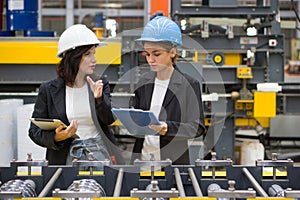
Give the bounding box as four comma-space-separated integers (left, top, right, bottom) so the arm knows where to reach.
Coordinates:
1, 0, 300, 198
0, 152, 300, 199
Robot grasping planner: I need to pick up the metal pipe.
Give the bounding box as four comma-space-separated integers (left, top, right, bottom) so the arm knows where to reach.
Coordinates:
38, 0, 41, 30
113, 168, 124, 197
0, 0, 3, 30
65, 0, 74, 28
298, 0, 300, 39
242, 167, 268, 197
188, 168, 203, 197
38, 168, 63, 197
174, 168, 186, 197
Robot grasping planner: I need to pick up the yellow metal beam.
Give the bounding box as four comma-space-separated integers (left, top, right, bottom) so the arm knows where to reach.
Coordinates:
0, 40, 121, 64
0, 41, 59, 64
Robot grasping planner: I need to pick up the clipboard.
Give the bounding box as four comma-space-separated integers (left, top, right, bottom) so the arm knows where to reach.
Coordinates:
30, 118, 67, 130
111, 108, 161, 136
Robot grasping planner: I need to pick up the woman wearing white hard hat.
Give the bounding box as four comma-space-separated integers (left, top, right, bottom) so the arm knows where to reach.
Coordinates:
131, 16, 206, 166
29, 24, 123, 167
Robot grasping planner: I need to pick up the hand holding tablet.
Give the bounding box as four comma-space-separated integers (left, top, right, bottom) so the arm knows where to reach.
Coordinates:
30, 118, 80, 139
30, 118, 67, 130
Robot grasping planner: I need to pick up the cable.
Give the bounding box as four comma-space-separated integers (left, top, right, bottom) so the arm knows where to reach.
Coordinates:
211, 112, 234, 125
291, 0, 300, 31
291, 0, 300, 22
256, 42, 269, 49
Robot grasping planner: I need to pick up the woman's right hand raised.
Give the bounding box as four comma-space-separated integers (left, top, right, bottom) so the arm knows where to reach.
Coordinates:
54, 120, 78, 142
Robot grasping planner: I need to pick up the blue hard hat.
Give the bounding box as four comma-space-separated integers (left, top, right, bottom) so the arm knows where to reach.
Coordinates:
136, 16, 182, 46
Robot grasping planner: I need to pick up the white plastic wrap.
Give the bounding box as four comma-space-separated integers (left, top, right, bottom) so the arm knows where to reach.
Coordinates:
241, 140, 264, 166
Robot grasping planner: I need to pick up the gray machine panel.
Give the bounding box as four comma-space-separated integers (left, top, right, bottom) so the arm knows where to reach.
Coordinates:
270, 114, 300, 137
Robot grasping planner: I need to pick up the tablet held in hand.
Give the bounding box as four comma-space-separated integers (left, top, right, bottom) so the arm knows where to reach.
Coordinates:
30, 118, 67, 130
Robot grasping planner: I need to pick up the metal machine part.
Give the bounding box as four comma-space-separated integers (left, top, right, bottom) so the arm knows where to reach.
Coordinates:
195, 152, 232, 179
1, 154, 300, 198
188, 167, 203, 197
207, 180, 256, 199
256, 153, 293, 181
72, 152, 111, 174
113, 167, 124, 197
174, 167, 185, 197
285, 188, 300, 198
207, 183, 229, 200
38, 167, 62, 197
242, 167, 268, 197
67, 179, 106, 196
143, 180, 165, 200
0, 179, 36, 198
134, 157, 172, 180
10, 153, 48, 176
53, 179, 105, 199
268, 184, 284, 197
270, 114, 300, 138
131, 180, 179, 199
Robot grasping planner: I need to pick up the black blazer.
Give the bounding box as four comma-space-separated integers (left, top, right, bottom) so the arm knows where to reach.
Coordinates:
28, 76, 118, 165
131, 66, 206, 165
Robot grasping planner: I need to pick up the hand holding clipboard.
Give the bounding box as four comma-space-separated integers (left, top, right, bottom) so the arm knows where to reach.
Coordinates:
111, 108, 161, 136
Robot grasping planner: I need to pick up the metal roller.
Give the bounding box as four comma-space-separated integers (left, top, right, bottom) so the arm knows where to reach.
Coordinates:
242, 167, 268, 197
113, 168, 124, 197
174, 168, 186, 197
0, 179, 36, 198
188, 167, 203, 197
38, 167, 62, 197
67, 179, 106, 197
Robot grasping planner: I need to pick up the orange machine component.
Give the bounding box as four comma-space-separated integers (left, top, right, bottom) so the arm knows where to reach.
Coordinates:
150, 0, 170, 17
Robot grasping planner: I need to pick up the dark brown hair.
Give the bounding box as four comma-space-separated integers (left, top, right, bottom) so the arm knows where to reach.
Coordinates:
56, 44, 94, 85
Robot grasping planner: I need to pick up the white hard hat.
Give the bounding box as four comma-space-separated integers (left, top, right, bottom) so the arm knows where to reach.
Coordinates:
57, 24, 105, 58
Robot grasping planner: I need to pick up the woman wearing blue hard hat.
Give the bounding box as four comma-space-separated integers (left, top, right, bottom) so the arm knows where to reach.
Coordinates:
131, 16, 206, 167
